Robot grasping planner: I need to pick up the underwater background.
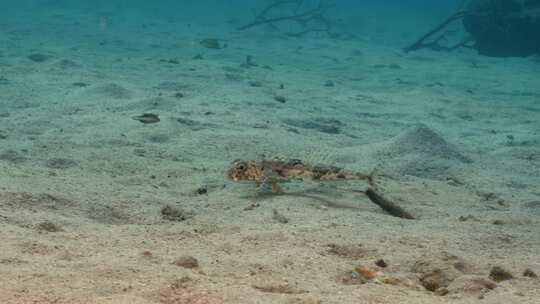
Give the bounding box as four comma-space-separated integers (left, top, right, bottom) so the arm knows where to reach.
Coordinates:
1, 0, 539, 303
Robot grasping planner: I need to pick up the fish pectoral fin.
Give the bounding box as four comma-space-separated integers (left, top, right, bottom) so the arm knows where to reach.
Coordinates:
258, 176, 284, 195
271, 181, 283, 194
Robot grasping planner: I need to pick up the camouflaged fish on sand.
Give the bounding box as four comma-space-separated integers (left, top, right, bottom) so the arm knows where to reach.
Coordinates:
227, 159, 371, 193
227, 159, 415, 220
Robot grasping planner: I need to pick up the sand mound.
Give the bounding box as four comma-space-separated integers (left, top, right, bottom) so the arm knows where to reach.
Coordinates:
378, 124, 471, 180
386, 124, 470, 162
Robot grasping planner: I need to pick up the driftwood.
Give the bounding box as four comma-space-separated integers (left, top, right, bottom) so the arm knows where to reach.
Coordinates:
364, 188, 415, 220
403, 11, 474, 53
238, 0, 336, 37
345, 172, 415, 220
462, 0, 540, 57
405, 0, 540, 56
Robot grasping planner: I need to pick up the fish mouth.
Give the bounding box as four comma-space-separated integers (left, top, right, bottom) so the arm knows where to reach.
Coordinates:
228, 175, 240, 181
226, 170, 237, 181
226, 167, 242, 181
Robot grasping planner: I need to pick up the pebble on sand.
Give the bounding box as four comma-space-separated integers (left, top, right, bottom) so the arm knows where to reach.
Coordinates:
173, 256, 199, 269
489, 266, 513, 282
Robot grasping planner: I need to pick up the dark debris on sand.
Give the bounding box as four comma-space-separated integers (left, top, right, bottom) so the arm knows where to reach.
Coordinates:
161, 205, 193, 222
132, 113, 160, 124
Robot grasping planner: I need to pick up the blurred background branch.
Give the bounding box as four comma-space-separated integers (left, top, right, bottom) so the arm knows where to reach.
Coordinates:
238, 0, 337, 37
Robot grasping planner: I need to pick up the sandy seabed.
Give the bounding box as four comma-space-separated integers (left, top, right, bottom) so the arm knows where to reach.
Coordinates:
1, 8, 540, 304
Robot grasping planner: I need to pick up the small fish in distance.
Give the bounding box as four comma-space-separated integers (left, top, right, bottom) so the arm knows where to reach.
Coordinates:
132, 113, 160, 124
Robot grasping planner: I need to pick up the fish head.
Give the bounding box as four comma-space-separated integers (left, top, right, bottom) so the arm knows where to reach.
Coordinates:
227, 160, 262, 182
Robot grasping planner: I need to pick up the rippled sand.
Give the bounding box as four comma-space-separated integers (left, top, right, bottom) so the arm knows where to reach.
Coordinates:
1, 6, 539, 304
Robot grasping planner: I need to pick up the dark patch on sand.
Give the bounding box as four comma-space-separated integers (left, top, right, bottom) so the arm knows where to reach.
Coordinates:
87, 83, 132, 99
282, 117, 344, 134
46, 158, 78, 169
0, 150, 28, 164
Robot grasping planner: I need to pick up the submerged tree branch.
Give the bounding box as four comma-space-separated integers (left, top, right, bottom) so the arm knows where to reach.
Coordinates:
403, 11, 468, 53
238, 0, 335, 36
